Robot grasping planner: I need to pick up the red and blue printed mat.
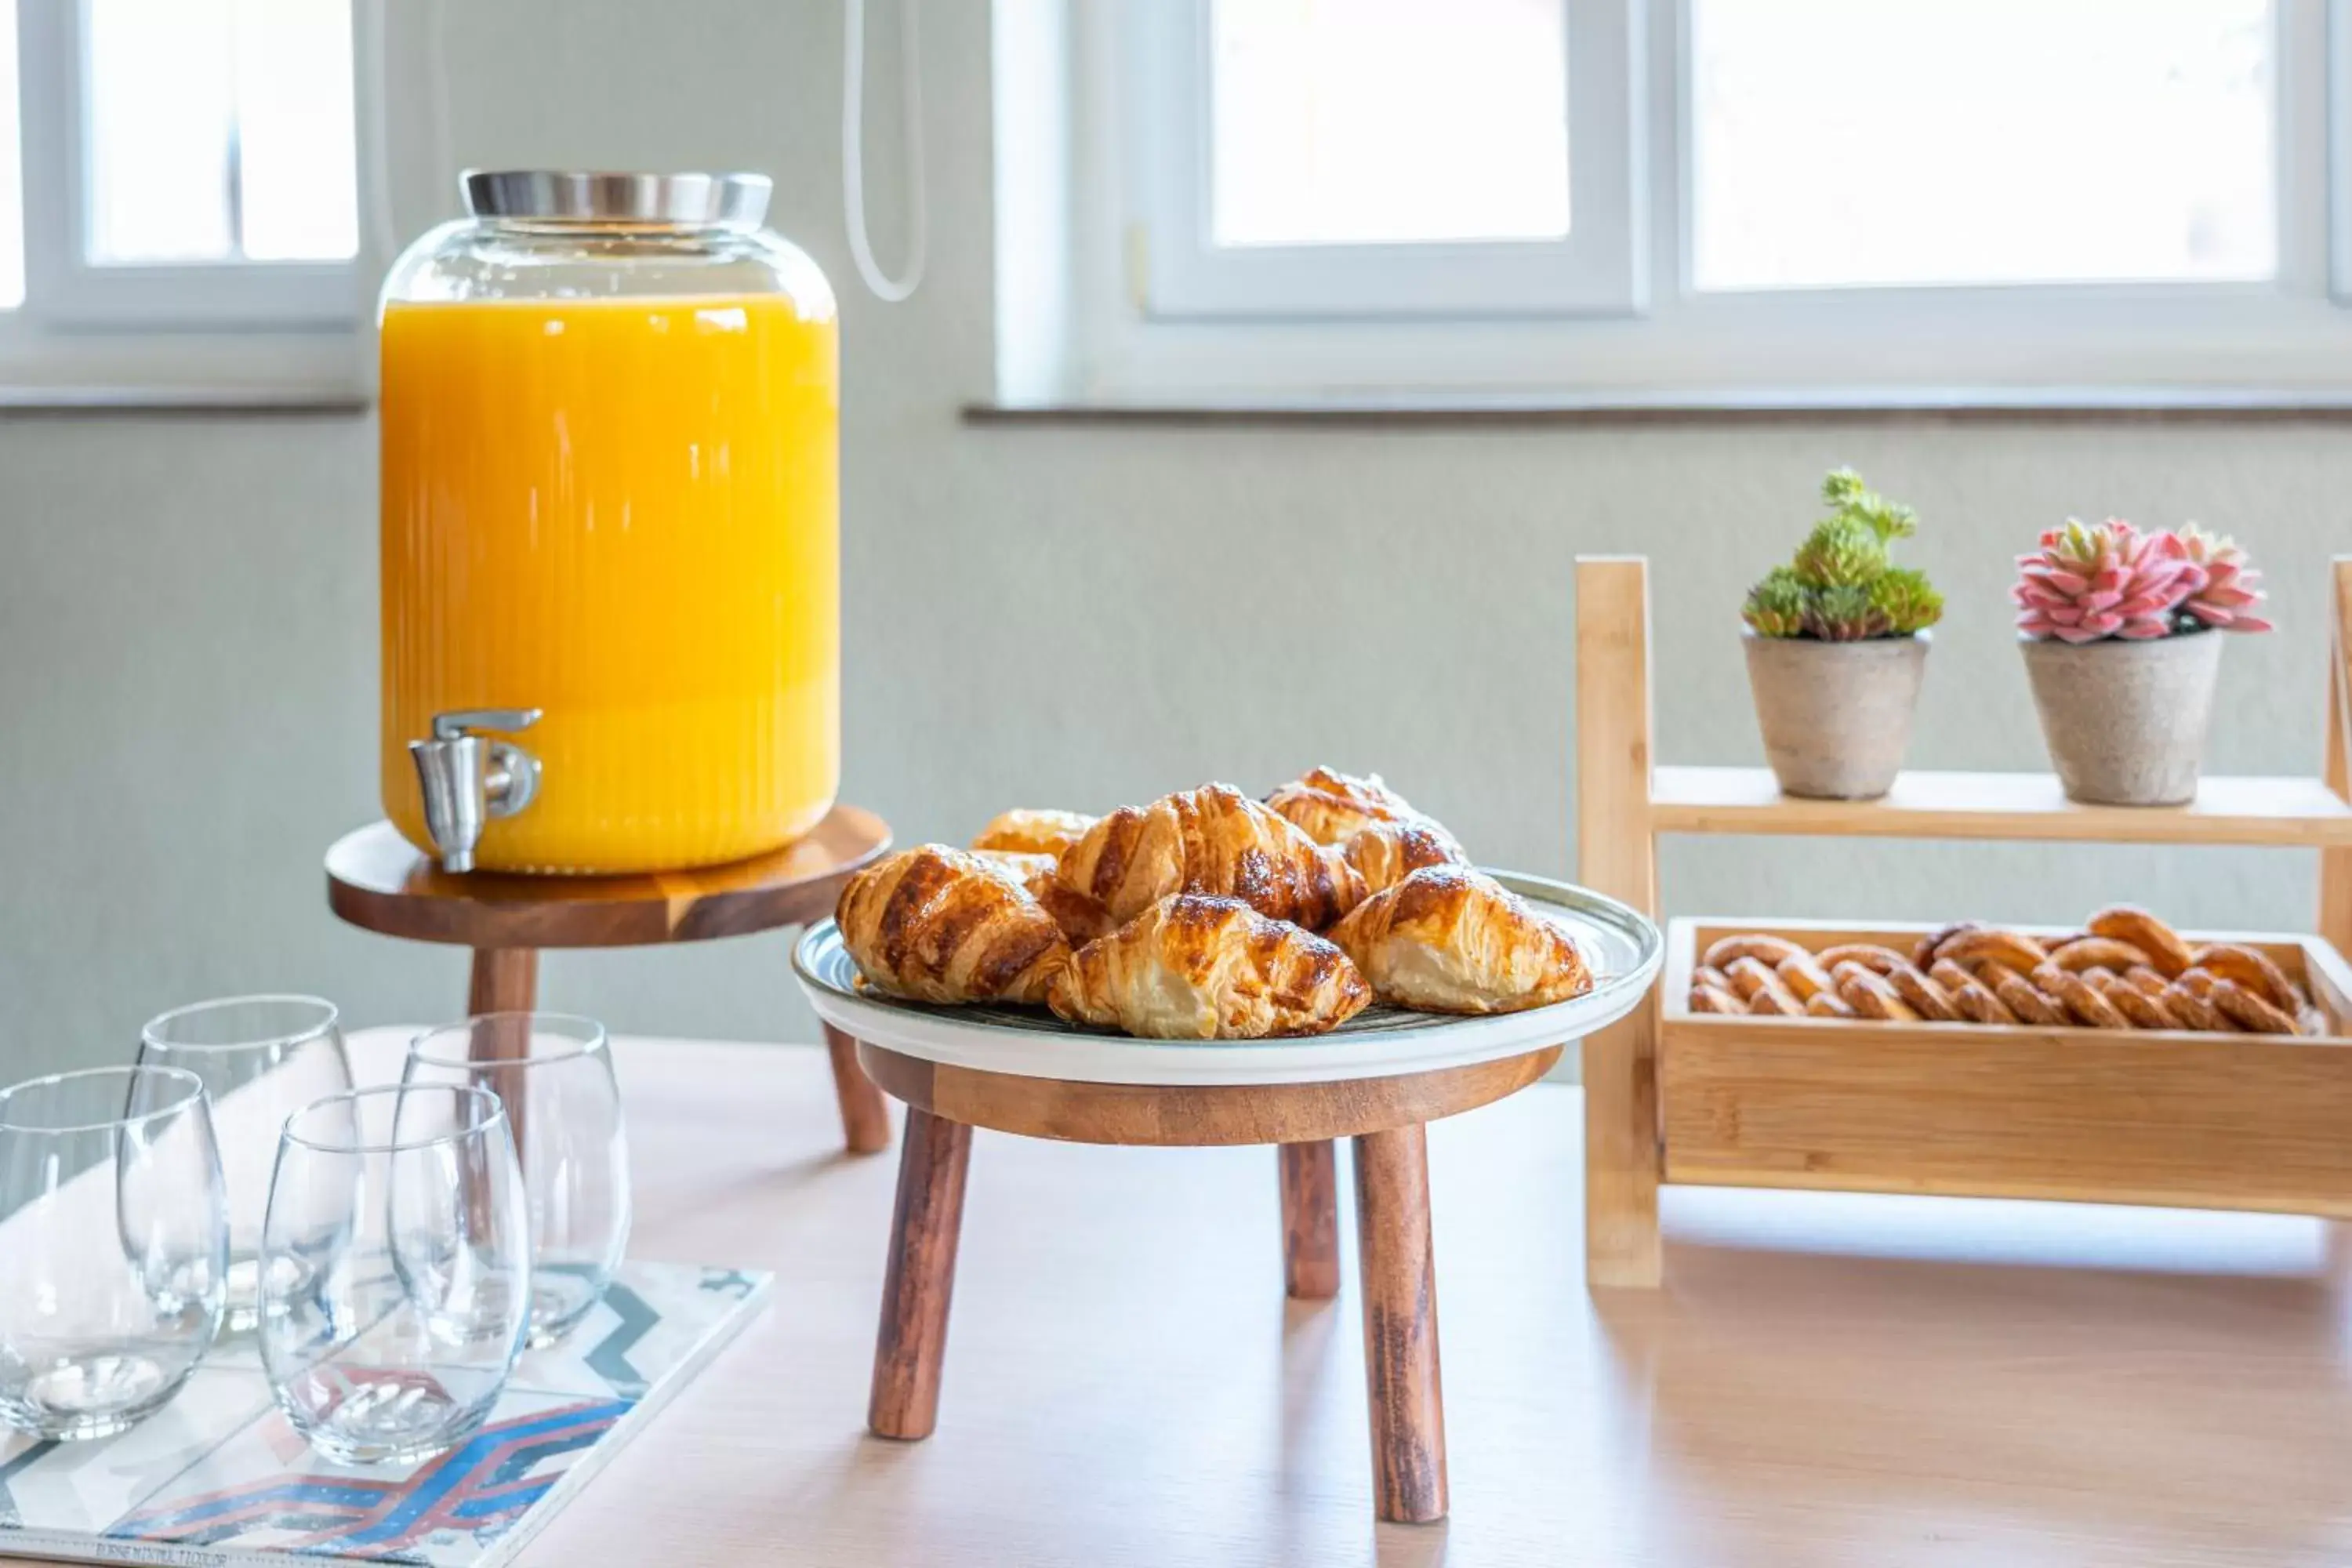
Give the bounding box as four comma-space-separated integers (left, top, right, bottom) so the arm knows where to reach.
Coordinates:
0, 1262, 767, 1567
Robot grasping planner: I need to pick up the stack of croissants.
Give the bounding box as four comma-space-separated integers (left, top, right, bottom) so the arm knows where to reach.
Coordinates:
832, 769, 1595, 1039
1690, 907, 2328, 1036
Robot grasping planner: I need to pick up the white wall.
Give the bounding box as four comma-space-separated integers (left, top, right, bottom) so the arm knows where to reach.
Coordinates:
1, 0, 2343, 1082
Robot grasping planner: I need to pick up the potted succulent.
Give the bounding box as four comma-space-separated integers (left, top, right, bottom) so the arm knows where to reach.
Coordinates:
1740, 467, 1944, 800
2013, 520, 2271, 806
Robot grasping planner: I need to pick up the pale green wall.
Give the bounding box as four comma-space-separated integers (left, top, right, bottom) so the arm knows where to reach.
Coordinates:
0, 0, 2339, 1081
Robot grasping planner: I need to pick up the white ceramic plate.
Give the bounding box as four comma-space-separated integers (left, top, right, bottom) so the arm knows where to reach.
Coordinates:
791, 869, 1663, 1086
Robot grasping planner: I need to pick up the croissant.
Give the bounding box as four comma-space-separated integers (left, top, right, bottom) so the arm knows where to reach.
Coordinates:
1047, 895, 1371, 1039
1265, 767, 1461, 851
1327, 866, 1590, 1014
971, 848, 1116, 943
971, 808, 1098, 859
835, 845, 1071, 1006
1056, 782, 1367, 930
1340, 818, 1463, 893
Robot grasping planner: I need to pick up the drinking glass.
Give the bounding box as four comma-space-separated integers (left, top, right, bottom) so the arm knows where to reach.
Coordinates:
138, 995, 351, 1332
260, 1085, 528, 1465
0, 1065, 227, 1439
404, 1014, 630, 1345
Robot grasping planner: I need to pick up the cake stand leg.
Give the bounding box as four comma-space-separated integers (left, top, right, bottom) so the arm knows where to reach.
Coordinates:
824, 1024, 893, 1155
466, 946, 539, 1022
869, 1107, 973, 1440
1279, 1140, 1341, 1300
1352, 1122, 1447, 1524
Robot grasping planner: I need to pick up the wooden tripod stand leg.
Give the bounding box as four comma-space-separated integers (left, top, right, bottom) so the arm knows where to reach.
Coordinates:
1279, 1140, 1341, 1300
466, 947, 539, 1019
1352, 1123, 1447, 1524
823, 1025, 893, 1154
2320, 559, 2352, 953
869, 1107, 973, 1440
1576, 557, 1664, 1288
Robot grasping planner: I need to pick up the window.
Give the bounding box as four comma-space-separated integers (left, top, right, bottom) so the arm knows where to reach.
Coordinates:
0, 0, 370, 401
1010, 0, 2352, 406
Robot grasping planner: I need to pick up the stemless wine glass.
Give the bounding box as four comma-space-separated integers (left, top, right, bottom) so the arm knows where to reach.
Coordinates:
139, 996, 351, 1332
404, 1014, 630, 1345
260, 1085, 528, 1465
0, 1065, 227, 1439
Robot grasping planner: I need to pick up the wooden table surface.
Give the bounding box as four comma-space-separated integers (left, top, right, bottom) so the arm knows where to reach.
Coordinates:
49, 1032, 2352, 1566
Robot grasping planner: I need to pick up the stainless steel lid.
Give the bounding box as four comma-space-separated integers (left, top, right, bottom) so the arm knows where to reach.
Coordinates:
460, 170, 772, 226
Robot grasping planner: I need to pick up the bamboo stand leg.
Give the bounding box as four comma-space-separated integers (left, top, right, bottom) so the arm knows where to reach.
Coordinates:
869, 1107, 974, 1440
1279, 1140, 1341, 1300
2320, 560, 2352, 955
1575, 557, 1664, 1288
1352, 1123, 1446, 1524
824, 1024, 894, 1155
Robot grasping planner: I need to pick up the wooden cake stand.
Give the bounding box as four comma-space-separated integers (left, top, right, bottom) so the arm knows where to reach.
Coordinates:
325, 806, 895, 1152
793, 873, 1663, 1524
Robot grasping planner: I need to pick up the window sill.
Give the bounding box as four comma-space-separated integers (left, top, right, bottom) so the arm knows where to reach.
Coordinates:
0, 384, 368, 415
964, 387, 2352, 427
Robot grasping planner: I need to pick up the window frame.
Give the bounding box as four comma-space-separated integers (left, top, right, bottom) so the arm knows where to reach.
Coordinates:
1131, 0, 1644, 320
1025, 0, 2352, 408
0, 0, 380, 405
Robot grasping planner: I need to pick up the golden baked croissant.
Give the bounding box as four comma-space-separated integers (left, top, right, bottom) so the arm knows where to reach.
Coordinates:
1265, 766, 1460, 851
1339, 818, 1463, 894
1327, 866, 1590, 1014
972, 848, 1116, 946
971, 808, 1098, 859
835, 845, 1071, 1006
1047, 895, 1371, 1039
1056, 783, 1367, 930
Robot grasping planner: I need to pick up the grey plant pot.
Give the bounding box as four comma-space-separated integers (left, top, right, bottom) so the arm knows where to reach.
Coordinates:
1743, 631, 1929, 800
2020, 632, 2225, 806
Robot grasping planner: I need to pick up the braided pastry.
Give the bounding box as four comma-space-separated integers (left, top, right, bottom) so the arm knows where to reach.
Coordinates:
2189, 944, 2300, 1014
1701, 933, 1806, 971
837, 846, 1073, 1006
1886, 963, 1961, 1022
2085, 906, 2194, 978
1693, 964, 1735, 995
2096, 971, 2179, 1030
2122, 964, 2171, 1000
1048, 895, 1369, 1038
1940, 964, 2019, 1024
1058, 783, 1367, 931
2030, 962, 2128, 1030
2208, 977, 2299, 1035
1992, 970, 2067, 1025
1690, 983, 1744, 1015
1724, 956, 1804, 1016
1938, 928, 2050, 977
1775, 953, 1836, 1001
1831, 962, 1918, 1022
2050, 937, 2150, 974
2161, 980, 2232, 1032
1817, 943, 1910, 977
1806, 989, 1858, 1019
1913, 921, 1983, 971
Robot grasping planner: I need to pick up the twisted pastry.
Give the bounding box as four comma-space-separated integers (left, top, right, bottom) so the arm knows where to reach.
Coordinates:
1724, 956, 1804, 1016
837, 845, 1072, 1006
2190, 944, 2301, 1014
2086, 906, 2196, 978
1057, 783, 1367, 930
1702, 934, 1806, 971
1048, 895, 1369, 1039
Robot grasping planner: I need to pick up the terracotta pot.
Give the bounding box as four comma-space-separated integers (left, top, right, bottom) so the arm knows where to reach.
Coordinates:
1742, 632, 1929, 800
2020, 632, 2224, 806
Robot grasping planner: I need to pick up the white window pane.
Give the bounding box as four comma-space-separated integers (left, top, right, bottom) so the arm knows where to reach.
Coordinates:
0, 0, 21, 307
1692, 0, 2276, 291
1210, 0, 1570, 248
85, 0, 357, 266
87, 0, 238, 263
234, 0, 358, 261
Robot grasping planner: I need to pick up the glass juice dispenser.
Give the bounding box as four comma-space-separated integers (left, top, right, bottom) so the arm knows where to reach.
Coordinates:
378, 171, 839, 873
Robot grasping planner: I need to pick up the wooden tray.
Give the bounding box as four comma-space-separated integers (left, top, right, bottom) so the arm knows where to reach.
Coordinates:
1658, 916, 2352, 1218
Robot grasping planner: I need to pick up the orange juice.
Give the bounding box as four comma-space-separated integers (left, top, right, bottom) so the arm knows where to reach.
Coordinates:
379, 293, 839, 873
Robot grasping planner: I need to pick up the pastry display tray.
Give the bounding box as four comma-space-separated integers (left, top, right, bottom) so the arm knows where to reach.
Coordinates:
1660, 916, 2352, 1218
793, 870, 1663, 1087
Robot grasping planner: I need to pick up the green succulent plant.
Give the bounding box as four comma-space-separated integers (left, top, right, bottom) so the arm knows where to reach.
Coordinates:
1742, 467, 1941, 641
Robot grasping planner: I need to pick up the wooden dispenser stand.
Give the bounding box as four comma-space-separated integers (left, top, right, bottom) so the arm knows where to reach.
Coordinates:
1573, 555, 2352, 1288
327, 807, 896, 1153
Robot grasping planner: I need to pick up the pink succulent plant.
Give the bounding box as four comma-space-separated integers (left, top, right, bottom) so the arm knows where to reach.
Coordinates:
2013, 519, 2204, 643
2174, 523, 2274, 633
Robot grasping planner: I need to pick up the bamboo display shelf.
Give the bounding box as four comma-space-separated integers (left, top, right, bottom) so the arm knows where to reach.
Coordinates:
1573, 554, 2352, 1288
